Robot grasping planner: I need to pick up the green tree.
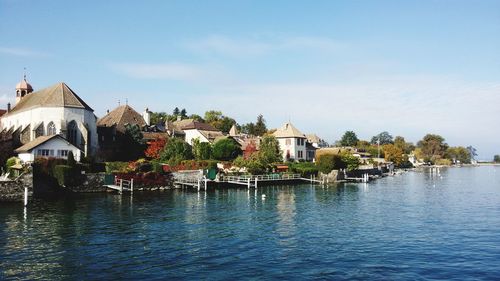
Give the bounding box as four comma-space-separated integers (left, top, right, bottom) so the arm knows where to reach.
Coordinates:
150, 112, 168, 125
204, 110, 236, 133
446, 146, 471, 164
173, 107, 180, 116
340, 151, 360, 171
494, 155, 500, 163
67, 151, 76, 166
417, 134, 448, 164
258, 135, 282, 164
254, 114, 267, 136
394, 136, 415, 154
192, 138, 212, 160
123, 124, 146, 160
159, 138, 193, 164
383, 144, 404, 166
212, 138, 242, 161
340, 131, 359, 147
240, 122, 256, 135
189, 114, 205, 122
180, 108, 187, 118
371, 131, 393, 145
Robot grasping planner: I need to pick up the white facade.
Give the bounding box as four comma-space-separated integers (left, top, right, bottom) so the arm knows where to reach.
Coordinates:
277, 137, 306, 161
0, 106, 98, 156
18, 137, 82, 163
184, 129, 209, 145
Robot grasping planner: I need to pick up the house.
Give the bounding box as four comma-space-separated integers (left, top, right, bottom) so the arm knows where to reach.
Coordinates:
0, 109, 6, 117
173, 119, 224, 145
0, 78, 98, 164
306, 134, 328, 148
14, 134, 82, 163
273, 122, 307, 162
97, 104, 156, 161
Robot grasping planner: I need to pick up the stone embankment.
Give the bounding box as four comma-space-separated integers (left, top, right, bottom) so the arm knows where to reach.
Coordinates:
0, 173, 33, 202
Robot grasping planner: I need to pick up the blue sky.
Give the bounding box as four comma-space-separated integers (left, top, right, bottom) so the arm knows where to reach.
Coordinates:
1, 0, 499, 159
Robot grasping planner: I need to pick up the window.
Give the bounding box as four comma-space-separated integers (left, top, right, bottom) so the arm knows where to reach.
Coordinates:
47, 122, 57, 135
298, 151, 303, 159
297, 138, 305, 146
57, 150, 69, 157
34, 123, 44, 138
67, 121, 78, 146
36, 149, 54, 157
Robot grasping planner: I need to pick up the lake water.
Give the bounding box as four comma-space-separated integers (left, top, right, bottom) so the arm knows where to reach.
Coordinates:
1, 166, 500, 280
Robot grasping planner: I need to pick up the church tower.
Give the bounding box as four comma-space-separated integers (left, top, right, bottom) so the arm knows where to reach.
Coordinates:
15, 73, 33, 104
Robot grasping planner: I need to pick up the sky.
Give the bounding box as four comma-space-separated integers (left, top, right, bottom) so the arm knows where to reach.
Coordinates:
1, 0, 499, 159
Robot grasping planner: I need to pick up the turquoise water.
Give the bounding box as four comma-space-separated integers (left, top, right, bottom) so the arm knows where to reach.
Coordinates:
1, 166, 500, 280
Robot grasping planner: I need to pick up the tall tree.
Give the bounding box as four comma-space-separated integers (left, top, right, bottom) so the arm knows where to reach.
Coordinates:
446, 147, 471, 164
173, 107, 180, 116
494, 155, 500, 163
180, 108, 187, 118
383, 144, 405, 166
340, 131, 359, 147
204, 110, 236, 133
212, 138, 241, 161
258, 135, 282, 164
394, 136, 415, 154
254, 114, 267, 136
417, 134, 448, 163
371, 131, 393, 145
159, 138, 193, 165
192, 138, 212, 160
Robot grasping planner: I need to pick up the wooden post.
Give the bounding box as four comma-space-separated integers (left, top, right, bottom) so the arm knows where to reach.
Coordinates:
198, 179, 201, 191
254, 177, 258, 189
247, 178, 251, 189
120, 179, 123, 195
131, 178, 134, 195
24, 186, 28, 206
204, 177, 207, 190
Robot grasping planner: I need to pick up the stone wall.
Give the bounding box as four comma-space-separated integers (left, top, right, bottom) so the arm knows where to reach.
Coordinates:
318, 170, 344, 183
0, 172, 33, 202
65, 173, 107, 193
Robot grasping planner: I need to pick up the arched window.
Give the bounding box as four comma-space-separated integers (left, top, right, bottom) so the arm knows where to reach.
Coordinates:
47, 122, 57, 135
67, 121, 78, 146
34, 123, 44, 138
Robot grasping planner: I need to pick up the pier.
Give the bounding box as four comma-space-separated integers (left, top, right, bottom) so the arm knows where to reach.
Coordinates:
105, 176, 134, 194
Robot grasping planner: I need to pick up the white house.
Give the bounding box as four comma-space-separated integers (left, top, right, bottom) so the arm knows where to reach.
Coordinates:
15, 135, 82, 163
0, 79, 98, 157
273, 122, 307, 161
173, 119, 224, 145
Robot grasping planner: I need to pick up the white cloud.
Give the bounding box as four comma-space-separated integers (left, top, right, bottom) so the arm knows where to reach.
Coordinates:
0, 47, 50, 58
184, 75, 500, 156
185, 35, 346, 57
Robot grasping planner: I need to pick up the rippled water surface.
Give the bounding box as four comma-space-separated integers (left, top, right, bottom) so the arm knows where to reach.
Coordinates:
1, 166, 500, 280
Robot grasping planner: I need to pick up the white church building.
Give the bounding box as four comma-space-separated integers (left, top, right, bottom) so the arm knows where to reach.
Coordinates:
0, 77, 98, 160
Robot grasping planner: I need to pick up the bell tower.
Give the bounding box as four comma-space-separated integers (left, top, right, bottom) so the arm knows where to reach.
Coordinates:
15, 70, 33, 104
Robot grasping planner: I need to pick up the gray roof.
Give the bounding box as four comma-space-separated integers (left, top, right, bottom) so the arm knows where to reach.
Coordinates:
273, 122, 306, 138
14, 134, 79, 153
97, 105, 146, 133
6, 82, 93, 115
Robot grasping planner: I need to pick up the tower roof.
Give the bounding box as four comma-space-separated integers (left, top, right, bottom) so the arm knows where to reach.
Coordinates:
97, 104, 146, 133
6, 82, 93, 115
273, 122, 306, 138
16, 78, 33, 91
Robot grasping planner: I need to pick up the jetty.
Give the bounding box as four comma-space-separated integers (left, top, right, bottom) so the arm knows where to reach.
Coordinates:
104, 175, 134, 194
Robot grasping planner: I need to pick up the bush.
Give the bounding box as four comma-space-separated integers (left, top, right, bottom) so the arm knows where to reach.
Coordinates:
113, 171, 173, 187
435, 158, 452, 166
289, 162, 318, 177
53, 165, 83, 187
105, 162, 130, 173
67, 151, 76, 166
212, 138, 242, 161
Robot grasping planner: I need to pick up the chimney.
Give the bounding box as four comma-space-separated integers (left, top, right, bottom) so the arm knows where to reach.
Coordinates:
143, 108, 151, 126
7, 103, 11, 113
107, 109, 109, 114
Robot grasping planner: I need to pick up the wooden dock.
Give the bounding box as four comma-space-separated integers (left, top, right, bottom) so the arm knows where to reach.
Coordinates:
105, 177, 134, 194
